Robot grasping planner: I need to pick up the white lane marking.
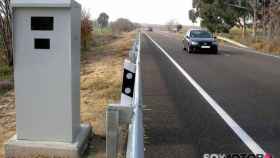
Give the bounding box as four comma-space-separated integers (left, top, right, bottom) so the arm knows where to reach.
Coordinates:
143, 32, 266, 155
144, 109, 153, 111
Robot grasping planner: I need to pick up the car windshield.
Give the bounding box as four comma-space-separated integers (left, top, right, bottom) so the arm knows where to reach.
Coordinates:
190, 30, 212, 38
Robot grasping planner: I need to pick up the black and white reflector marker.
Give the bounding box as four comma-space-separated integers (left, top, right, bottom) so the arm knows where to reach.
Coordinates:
121, 59, 136, 106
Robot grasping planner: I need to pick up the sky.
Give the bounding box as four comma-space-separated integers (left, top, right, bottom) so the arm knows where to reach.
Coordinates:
77, 0, 195, 25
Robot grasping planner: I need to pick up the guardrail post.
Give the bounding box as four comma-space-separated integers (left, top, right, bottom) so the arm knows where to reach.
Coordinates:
107, 32, 142, 158
106, 106, 119, 158
106, 104, 133, 158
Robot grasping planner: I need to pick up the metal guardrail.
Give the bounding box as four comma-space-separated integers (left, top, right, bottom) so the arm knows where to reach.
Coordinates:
106, 32, 144, 158
126, 32, 144, 158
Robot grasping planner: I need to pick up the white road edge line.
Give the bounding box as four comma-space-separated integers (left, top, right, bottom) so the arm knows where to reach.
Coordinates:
143, 32, 266, 155
224, 45, 280, 60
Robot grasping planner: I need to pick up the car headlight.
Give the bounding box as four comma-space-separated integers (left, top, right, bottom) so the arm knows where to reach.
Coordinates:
191, 41, 199, 45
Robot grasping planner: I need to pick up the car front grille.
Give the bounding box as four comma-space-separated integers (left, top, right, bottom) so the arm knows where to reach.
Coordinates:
199, 42, 212, 46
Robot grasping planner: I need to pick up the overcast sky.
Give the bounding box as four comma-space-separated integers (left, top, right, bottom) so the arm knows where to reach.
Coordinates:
77, 0, 195, 25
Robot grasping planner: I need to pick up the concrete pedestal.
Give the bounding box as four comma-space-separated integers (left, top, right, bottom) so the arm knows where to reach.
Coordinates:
5, 124, 92, 158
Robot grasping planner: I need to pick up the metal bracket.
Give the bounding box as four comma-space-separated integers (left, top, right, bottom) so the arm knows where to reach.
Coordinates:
106, 104, 133, 158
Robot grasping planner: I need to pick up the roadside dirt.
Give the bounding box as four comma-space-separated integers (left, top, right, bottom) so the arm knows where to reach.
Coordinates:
0, 91, 15, 158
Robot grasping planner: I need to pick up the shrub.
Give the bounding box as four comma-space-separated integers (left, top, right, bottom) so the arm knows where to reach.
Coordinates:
111, 18, 136, 34
0, 64, 12, 82
97, 12, 109, 28
81, 9, 93, 51
0, 0, 13, 66
0, 34, 3, 49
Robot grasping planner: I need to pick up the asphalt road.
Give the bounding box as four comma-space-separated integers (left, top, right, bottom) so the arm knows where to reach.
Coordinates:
141, 31, 280, 158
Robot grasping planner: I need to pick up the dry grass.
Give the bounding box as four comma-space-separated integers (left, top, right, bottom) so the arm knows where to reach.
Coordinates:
81, 31, 135, 158
76, 31, 136, 158
0, 31, 136, 158
251, 40, 280, 55
0, 91, 15, 158
80, 31, 135, 136
220, 27, 280, 55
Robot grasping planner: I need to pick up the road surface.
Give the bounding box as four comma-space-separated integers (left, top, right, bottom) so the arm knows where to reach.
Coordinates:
141, 31, 280, 158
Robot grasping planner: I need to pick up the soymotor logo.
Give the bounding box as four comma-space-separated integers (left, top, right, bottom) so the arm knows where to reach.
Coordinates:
203, 153, 272, 158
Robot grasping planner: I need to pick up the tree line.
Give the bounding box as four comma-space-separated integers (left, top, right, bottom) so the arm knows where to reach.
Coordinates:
95, 12, 139, 33
0, 0, 12, 66
166, 19, 183, 32
81, 11, 139, 50
189, 0, 280, 39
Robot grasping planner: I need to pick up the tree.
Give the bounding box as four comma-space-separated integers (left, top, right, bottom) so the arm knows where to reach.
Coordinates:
0, 0, 13, 66
176, 24, 183, 32
243, 0, 265, 37
111, 18, 135, 34
265, 0, 280, 39
166, 19, 178, 31
226, 0, 251, 38
189, 0, 249, 33
189, 9, 198, 23
190, 0, 280, 40
81, 9, 93, 50
97, 12, 109, 28
229, 0, 280, 39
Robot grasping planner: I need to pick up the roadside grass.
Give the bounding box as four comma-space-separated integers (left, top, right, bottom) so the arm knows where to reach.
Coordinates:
0, 47, 15, 157
0, 64, 12, 80
219, 27, 280, 55
81, 28, 117, 61
0, 91, 15, 158
0, 30, 136, 158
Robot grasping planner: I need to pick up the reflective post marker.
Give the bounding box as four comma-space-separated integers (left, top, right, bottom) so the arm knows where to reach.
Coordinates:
121, 59, 136, 106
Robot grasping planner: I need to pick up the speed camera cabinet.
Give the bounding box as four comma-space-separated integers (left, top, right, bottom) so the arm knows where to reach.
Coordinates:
5, 0, 91, 157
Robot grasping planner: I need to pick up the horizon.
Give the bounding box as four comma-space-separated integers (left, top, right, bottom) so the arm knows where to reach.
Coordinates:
77, 0, 199, 26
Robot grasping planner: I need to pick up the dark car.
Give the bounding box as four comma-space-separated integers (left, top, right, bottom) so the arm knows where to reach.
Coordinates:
183, 29, 218, 54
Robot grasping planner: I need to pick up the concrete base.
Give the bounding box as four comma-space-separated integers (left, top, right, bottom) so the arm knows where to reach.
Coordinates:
4, 124, 92, 158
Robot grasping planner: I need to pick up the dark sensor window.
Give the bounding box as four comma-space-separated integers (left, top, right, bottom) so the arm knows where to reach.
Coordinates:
34, 39, 50, 49
31, 17, 54, 31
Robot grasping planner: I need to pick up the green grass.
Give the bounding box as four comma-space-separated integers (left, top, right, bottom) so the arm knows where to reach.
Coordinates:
0, 34, 3, 49
0, 89, 9, 96
81, 28, 115, 61
0, 63, 12, 95
0, 64, 12, 81
0, 38, 13, 96
94, 27, 113, 36
92, 27, 117, 47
